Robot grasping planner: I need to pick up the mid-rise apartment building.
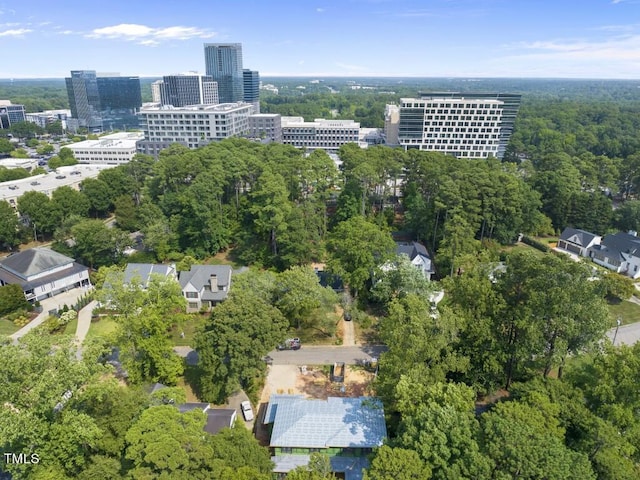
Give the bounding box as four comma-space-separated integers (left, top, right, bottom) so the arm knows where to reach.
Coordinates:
385, 93, 521, 159
248, 113, 282, 142
137, 102, 255, 153
25, 109, 70, 129
281, 117, 360, 151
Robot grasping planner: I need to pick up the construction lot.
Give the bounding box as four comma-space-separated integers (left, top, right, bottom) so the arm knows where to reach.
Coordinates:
260, 363, 376, 403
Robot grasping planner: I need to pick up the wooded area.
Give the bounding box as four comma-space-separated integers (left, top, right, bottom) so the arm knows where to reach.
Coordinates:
2, 78, 640, 479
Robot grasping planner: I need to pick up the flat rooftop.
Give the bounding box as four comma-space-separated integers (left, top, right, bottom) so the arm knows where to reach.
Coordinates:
66, 132, 144, 150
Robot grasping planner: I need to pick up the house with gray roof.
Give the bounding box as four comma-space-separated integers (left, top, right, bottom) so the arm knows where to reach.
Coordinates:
178, 265, 232, 312
264, 395, 387, 479
123, 263, 177, 288
395, 241, 435, 279
0, 247, 90, 301
557, 228, 601, 257
589, 231, 640, 278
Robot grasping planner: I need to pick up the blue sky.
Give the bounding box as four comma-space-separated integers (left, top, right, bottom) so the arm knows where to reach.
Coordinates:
1, 0, 640, 79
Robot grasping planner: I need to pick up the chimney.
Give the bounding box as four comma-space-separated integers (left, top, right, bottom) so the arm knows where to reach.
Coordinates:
209, 274, 218, 290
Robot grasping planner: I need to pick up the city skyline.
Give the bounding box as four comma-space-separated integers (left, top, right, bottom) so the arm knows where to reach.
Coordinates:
2, 0, 640, 79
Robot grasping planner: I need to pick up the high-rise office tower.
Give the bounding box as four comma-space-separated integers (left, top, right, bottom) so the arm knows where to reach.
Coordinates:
160, 73, 219, 107
151, 80, 163, 103
96, 75, 142, 130
243, 69, 260, 113
386, 92, 521, 160
65, 70, 103, 131
204, 43, 244, 103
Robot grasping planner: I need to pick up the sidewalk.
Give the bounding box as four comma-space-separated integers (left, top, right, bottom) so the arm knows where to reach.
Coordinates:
10, 287, 89, 343
75, 300, 98, 344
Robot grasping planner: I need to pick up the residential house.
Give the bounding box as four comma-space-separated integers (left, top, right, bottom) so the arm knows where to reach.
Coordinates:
178, 403, 237, 435
0, 248, 90, 302
123, 263, 177, 288
396, 241, 435, 279
178, 265, 232, 313
264, 395, 387, 480
589, 231, 640, 279
557, 228, 601, 257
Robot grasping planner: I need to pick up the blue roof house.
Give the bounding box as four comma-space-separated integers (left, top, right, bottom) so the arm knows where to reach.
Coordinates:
264, 395, 387, 480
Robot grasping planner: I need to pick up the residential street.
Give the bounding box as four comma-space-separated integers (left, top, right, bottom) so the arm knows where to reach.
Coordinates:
606, 321, 640, 346
174, 345, 387, 366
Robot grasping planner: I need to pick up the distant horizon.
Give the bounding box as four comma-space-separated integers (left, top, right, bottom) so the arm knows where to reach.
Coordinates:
2, 1, 640, 79
1, 75, 639, 82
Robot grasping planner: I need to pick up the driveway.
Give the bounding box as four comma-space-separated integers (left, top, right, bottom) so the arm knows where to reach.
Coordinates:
10, 287, 90, 343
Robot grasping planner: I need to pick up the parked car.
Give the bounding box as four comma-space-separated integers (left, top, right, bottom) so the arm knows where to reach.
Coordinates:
55, 175, 66, 179
343, 310, 352, 321
240, 401, 254, 421
277, 337, 301, 351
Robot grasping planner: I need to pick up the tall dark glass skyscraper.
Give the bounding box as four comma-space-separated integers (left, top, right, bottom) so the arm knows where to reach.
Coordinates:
97, 76, 142, 130
243, 69, 260, 113
204, 43, 244, 103
65, 70, 103, 131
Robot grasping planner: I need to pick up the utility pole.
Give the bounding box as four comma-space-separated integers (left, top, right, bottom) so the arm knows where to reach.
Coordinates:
613, 317, 622, 346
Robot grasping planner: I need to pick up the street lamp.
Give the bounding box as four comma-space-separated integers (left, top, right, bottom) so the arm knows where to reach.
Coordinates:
613, 317, 622, 346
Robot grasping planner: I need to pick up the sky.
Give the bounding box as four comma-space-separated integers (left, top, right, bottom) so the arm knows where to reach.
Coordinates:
1, 0, 640, 79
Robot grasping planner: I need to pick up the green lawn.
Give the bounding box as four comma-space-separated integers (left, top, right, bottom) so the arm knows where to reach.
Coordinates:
170, 315, 206, 346
607, 300, 640, 326
86, 316, 118, 340
0, 319, 20, 336
63, 315, 79, 336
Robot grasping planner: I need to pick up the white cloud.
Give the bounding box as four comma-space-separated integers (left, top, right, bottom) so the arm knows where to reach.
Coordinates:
0, 28, 32, 37
316, 8, 325, 12
496, 33, 640, 77
86, 23, 216, 45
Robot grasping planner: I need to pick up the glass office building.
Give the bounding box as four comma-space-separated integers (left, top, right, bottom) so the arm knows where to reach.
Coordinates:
204, 43, 244, 103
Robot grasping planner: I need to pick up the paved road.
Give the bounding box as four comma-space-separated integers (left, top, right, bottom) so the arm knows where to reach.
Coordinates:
267, 345, 386, 365
606, 321, 640, 346
174, 345, 387, 366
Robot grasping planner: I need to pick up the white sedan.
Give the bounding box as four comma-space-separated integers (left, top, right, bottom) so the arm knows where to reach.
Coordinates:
240, 401, 254, 422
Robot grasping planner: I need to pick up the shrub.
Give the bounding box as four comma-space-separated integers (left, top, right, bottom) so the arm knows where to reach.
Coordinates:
521, 236, 549, 253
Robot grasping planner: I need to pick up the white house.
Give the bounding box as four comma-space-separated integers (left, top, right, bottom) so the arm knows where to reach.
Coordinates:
0, 248, 90, 301
589, 231, 640, 279
557, 228, 601, 257
396, 241, 436, 279
123, 263, 177, 288
178, 265, 232, 313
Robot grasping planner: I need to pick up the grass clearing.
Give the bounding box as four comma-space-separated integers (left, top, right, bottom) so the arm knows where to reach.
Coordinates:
170, 315, 206, 346
0, 319, 20, 336
606, 299, 640, 326
86, 316, 118, 340
62, 315, 79, 336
